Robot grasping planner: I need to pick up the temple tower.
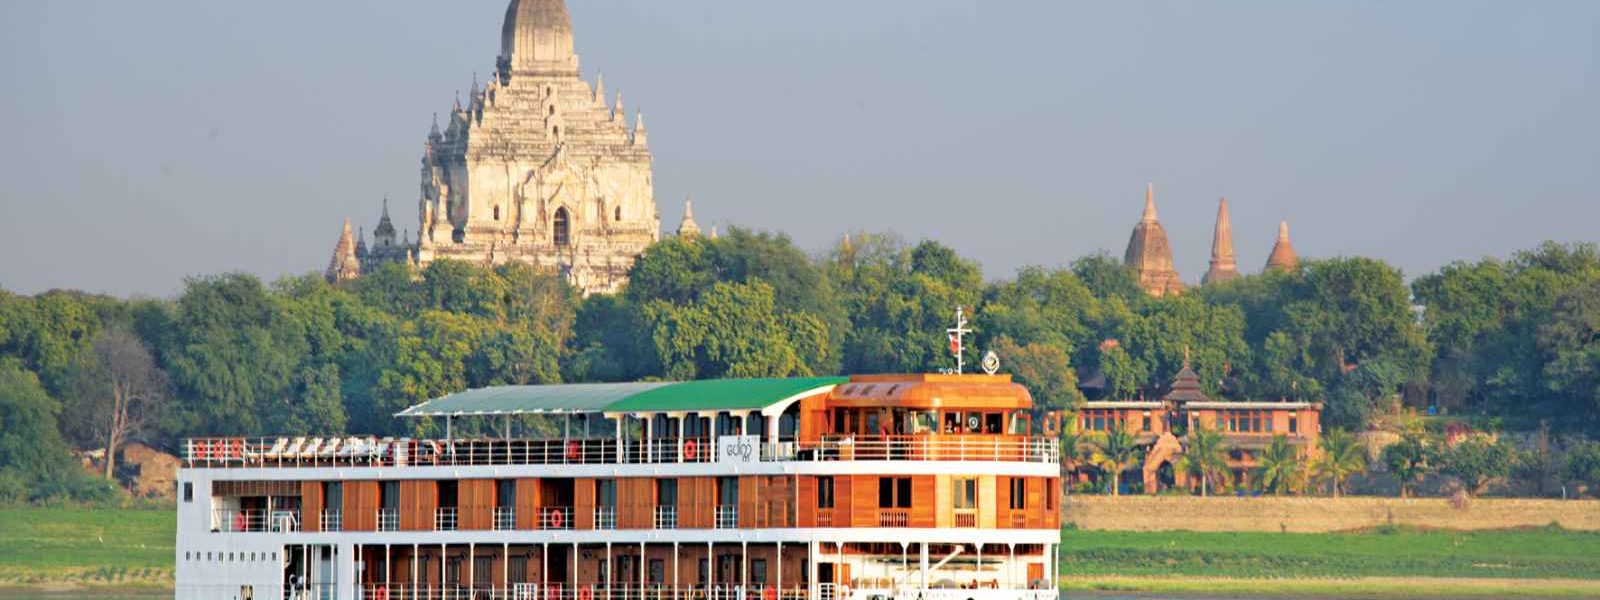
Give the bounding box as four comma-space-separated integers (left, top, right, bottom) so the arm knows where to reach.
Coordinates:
1265, 221, 1300, 272
342, 0, 662, 295
325, 218, 362, 283
1123, 184, 1184, 296
676, 197, 702, 238
1202, 197, 1240, 285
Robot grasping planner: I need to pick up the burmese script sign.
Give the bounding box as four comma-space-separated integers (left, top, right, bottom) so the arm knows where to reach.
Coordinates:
718, 435, 759, 463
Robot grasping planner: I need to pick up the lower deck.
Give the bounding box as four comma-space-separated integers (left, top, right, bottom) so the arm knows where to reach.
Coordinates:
179, 540, 1059, 600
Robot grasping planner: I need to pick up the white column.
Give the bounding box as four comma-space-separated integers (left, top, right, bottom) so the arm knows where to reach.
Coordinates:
740, 541, 748, 598
975, 543, 982, 586
919, 543, 928, 591
606, 542, 613, 595
542, 543, 549, 597
1008, 544, 1015, 590
807, 542, 818, 600
339, 543, 358, 600
440, 544, 446, 600
646, 415, 655, 463
673, 542, 680, 599
385, 544, 392, 597
616, 416, 625, 465
677, 414, 687, 464
411, 544, 418, 599
503, 542, 510, 598
775, 542, 782, 598
641, 541, 647, 593
468, 543, 475, 600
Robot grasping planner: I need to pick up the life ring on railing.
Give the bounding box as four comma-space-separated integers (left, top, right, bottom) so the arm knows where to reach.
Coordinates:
566, 440, 581, 461
578, 586, 593, 600
230, 439, 245, 460
763, 586, 777, 600
548, 508, 565, 529
545, 584, 560, 600
684, 440, 698, 460
374, 585, 388, 600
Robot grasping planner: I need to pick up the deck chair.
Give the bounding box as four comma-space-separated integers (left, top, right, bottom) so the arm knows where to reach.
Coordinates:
262, 438, 289, 461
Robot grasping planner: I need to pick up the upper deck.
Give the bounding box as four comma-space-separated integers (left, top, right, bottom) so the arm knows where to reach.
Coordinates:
181, 374, 1062, 470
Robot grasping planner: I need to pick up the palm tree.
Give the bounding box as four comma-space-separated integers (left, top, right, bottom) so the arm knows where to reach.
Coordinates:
1060, 428, 1086, 495
1255, 435, 1306, 495
1177, 423, 1228, 496
1313, 429, 1367, 497
1090, 421, 1144, 496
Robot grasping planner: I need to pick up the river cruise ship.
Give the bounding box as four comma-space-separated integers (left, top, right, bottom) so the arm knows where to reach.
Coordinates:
175, 373, 1063, 600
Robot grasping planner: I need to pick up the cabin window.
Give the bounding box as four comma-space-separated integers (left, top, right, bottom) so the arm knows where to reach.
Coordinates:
650, 559, 665, 584
1009, 477, 1027, 510
878, 477, 912, 508
1046, 480, 1057, 510
596, 480, 617, 508
752, 559, 768, 585
717, 477, 739, 506
614, 206, 623, 221
953, 478, 978, 509
912, 411, 936, 434
183, 482, 193, 502
865, 412, 882, 436
553, 207, 571, 246
985, 413, 1003, 434
816, 476, 835, 509
657, 479, 678, 506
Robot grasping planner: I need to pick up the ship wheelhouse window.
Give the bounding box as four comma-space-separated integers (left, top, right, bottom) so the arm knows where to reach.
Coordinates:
943, 412, 960, 433
985, 413, 1003, 434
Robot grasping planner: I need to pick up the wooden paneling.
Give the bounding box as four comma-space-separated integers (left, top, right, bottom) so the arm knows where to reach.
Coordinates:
459, 479, 494, 530
797, 475, 817, 527
737, 475, 761, 528
400, 480, 437, 531
619, 478, 653, 529
977, 475, 997, 528
574, 478, 595, 530
678, 477, 712, 529
910, 476, 935, 527
849, 475, 876, 528
301, 481, 323, 533
515, 478, 540, 530
342, 481, 378, 531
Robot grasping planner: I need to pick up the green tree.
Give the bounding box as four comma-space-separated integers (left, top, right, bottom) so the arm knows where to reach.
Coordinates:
1566, 441, 1600, 492
989, 336, 1084, 412
644, 281, 826, 380
1090, 422, 1143, 496
1538, 280, 1600, 425
1059, 427, 1087, 493
829, 236, 983, 374
1313, 428, 1367, 497
1381, 431, 1435, 498
1439, 435, 1516, 496
1254, 435, 1307, 495
1177, 423, 1229, 496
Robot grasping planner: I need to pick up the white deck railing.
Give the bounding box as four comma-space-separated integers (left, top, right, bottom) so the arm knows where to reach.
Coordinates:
184, 436, 1059, 469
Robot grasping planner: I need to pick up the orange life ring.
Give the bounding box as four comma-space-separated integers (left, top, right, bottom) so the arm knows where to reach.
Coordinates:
549, 508, 565, 529
546, 584, 560, 600
192, 441, 206, 461
684, 440, 698, 460
230, 439, 245, 460
374, 586, 388, 600
579, 586, 593, 600
566, 440, 581, 461
763, 587, 777, 600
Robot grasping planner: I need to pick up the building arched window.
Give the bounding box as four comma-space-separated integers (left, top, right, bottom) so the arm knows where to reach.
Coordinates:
493, 205, 501, 221
553, 207, 570, 246
614, 206, 622, 221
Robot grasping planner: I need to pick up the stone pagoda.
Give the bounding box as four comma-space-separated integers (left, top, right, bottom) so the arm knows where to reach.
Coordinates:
1123, 184, 1184, 297
1202, 197, 1240, 285
1265, 221, 1300, 272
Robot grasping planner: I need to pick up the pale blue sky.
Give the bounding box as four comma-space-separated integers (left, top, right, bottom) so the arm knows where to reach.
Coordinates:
2, 1, 1596, 297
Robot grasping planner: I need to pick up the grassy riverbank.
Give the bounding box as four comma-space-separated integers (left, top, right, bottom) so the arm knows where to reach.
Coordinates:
5, 507, 1600, 598
1061, 525, 1600, 598
0, 507, 173, 590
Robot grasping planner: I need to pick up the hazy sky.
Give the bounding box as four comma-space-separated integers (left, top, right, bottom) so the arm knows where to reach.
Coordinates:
2, 1, 1597, 298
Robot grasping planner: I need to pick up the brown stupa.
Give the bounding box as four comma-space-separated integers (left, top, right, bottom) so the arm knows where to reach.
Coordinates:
1265, 221, 1300, 272
325, 218, 362, 283
1202, 197, 1240, 285
1123, 184, 1183, 296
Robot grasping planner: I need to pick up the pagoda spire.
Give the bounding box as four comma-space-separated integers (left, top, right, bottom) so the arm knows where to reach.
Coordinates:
676, 196, 701, 238
1265, 221, 1300, 272
594, 72, 606, 104
1203, 197, 1240, 285
632, 110, 648, 146
1141, 183, 1159, 222
325, 218, 362, 283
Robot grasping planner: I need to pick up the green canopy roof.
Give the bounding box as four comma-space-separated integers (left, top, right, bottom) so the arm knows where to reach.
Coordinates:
397, 382, 672, 417
396, 377, 847, 418
604, 377, 847, 414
